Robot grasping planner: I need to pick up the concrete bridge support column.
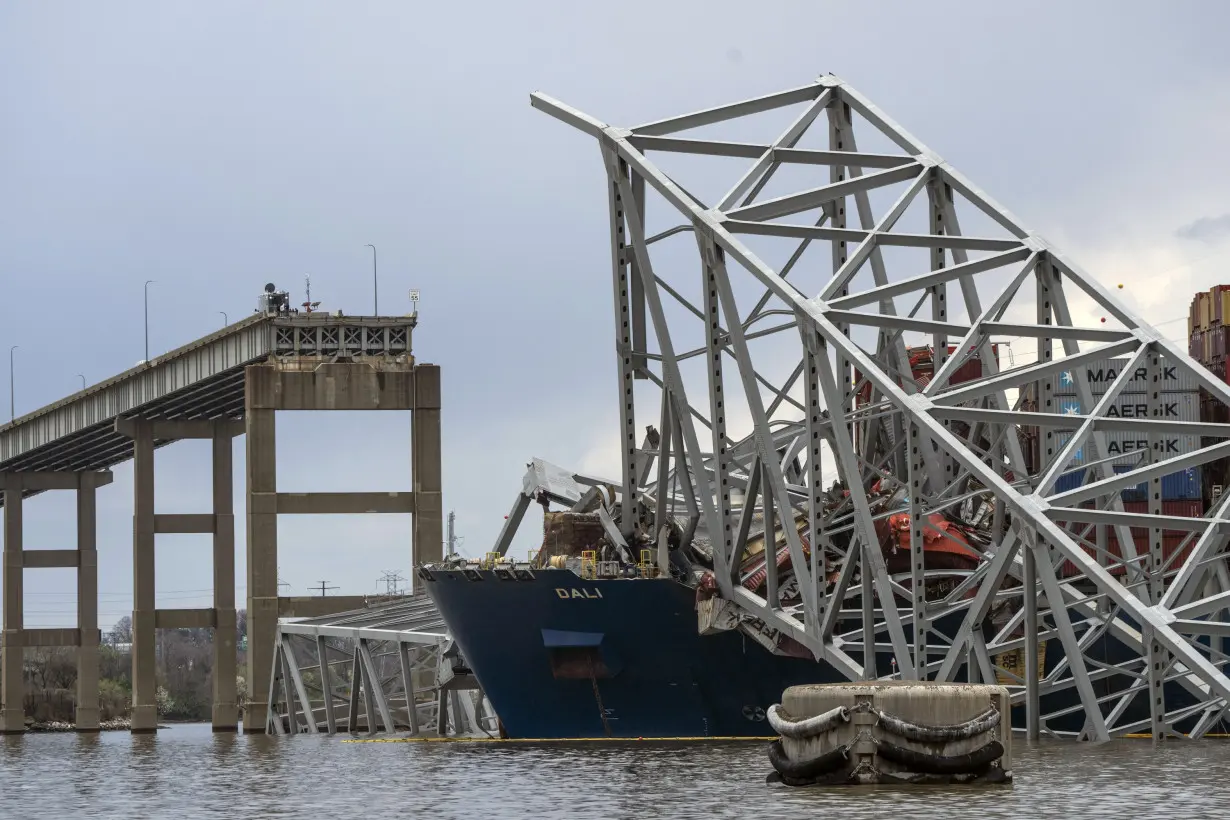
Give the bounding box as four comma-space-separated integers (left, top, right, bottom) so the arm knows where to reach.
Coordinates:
243, 359, 441, 734
413, 365, 444, 568
1, 474, 24, 734
0, 470, 112, 734
211, 422, 239, 731
74, 474, 100, 731
117, 417, 244, 733
129, 420, 158, 733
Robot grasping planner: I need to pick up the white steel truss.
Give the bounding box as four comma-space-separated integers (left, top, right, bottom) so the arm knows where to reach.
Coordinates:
530, 74, 1230, 741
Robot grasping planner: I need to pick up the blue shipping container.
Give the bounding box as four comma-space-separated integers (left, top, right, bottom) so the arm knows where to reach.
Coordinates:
1053, 465, 1201, 499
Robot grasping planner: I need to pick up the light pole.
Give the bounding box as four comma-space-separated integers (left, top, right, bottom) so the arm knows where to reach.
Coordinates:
144, 280, 155, 363
9, 345, 17, 422
219, 311, 228, 327
77, 374, 86, 391
365, 244, 377, 316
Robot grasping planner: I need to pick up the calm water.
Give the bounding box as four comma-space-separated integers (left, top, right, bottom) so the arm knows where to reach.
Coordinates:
2, 724, 1228, 819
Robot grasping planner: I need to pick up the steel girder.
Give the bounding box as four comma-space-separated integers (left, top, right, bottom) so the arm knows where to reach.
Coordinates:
531, 74, 1230, 741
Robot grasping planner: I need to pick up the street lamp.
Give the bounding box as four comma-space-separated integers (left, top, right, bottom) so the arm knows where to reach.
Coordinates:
144, 280, 156, 363
364, 244, 377, 316
9, 345, 17, 422
77, 374, 86, 391
219, 311, 228, 327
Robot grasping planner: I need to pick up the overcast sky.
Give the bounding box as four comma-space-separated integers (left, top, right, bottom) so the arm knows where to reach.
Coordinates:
3, 1, 1230, 631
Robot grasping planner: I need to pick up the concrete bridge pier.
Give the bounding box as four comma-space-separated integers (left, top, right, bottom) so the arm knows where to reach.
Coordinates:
242, 359, 442, 734
116, 418, 243, 733
1, 469, 112, 734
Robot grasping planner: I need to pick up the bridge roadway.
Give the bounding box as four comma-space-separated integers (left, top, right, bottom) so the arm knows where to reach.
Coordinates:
0, 310, 443, 733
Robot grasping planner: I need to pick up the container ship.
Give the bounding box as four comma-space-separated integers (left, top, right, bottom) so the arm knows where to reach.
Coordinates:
421, 324, 1230, 740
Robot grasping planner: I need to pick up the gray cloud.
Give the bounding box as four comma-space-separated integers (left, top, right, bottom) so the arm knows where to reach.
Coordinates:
1176, 214, 1230, 243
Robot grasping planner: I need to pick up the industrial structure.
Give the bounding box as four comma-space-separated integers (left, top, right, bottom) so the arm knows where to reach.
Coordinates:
494, 74, 1230, 741
0, 289, 441, 733
265, 592, 496, 736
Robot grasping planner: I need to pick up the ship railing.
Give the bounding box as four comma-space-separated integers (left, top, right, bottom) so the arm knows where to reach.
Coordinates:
581, 550, 598, 579
637, 549, 660, 579
480, 552, 512, 570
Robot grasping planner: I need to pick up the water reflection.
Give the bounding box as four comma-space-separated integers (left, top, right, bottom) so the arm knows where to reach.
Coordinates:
0, 725, 1227, 819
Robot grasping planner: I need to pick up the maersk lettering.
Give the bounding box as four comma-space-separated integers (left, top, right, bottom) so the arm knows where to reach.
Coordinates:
1106, 439, 1181, 454
1085, 365, 1177, 384
1103, 402, 1179, 418
555, 587, 604, 599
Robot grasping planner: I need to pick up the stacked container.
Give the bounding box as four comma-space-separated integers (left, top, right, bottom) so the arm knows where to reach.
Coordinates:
1189, 288, 1230, 502
1188, 285, 1230, 370
1047, 356, 1202, 498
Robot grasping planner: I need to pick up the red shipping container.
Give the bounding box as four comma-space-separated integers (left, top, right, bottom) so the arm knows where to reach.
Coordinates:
1054, 500, 1204, 578
1059, 532, 1193, 579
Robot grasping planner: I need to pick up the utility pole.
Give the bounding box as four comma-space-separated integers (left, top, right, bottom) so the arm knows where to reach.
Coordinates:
144, 279, 156, 362
364, 244, 377, 315
8, 345, 17, 421
315, 581, 338, 597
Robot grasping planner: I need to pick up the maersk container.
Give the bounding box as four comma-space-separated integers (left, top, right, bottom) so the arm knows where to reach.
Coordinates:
1049, 430, 1202, 499
1049, 431, 1199, 465
1046, 357, 1200, 396
1053, 466, 1202, 499
1047, 392, 1198, 423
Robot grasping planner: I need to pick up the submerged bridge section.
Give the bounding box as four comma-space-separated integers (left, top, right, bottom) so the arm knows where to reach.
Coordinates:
0, 309, 442, 733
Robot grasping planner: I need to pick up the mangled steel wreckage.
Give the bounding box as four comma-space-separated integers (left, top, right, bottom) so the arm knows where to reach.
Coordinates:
421, 74, 1230, 742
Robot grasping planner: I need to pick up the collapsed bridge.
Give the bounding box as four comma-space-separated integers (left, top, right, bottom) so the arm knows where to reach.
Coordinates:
502, 74, 1230, 741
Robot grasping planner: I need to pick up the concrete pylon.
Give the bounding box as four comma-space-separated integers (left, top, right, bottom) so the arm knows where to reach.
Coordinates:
117, 417, 244, 733
243, 359, 441, 733
1, 470, 111, 734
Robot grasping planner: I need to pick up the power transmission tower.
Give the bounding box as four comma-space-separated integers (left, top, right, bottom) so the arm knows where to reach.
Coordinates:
314, 580, 338, 597
377, 570, 407, 596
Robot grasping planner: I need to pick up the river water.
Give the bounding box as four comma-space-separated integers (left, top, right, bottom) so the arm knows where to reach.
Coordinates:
1, 724, 1227, 819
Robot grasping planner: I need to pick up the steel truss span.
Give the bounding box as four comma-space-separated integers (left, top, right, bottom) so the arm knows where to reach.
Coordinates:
530, 74, 1230, 741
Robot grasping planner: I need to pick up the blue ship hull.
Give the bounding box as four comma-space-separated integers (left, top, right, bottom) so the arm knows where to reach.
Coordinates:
423, 568, 844, 738
423, 567, 1227, 739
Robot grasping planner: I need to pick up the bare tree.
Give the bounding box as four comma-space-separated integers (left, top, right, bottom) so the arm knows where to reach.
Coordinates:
108, 616, 133, 646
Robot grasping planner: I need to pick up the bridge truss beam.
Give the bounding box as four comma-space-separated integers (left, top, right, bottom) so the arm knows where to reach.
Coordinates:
531, 74, 1230, 741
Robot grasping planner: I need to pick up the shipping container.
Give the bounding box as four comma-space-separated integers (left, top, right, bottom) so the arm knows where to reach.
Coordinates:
1112, 465, 1202, 501
1053, 466, 1202, 499
1058, 532, 1196, 579
1190, 332, 1205, 362
1058, 497, 1205, 579
1051, 431, 1200, 463
1047, 392, 1198, 423
1052, 499, 1204, 541
1204, 325, 1230, 363
1048, 356, 1201, 396
1048, 429, 1202, 499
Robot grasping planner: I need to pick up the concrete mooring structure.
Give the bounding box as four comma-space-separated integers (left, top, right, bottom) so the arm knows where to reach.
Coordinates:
0, 306, 440, 733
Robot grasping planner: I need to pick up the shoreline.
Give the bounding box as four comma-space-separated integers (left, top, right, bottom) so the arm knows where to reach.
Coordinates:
26, 717, 243, 733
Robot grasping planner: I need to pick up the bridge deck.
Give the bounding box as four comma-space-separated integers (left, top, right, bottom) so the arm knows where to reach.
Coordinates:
0, 312, 417, 505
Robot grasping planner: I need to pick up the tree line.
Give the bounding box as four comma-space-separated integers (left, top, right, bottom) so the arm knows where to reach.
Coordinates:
8, 610, 249, 725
